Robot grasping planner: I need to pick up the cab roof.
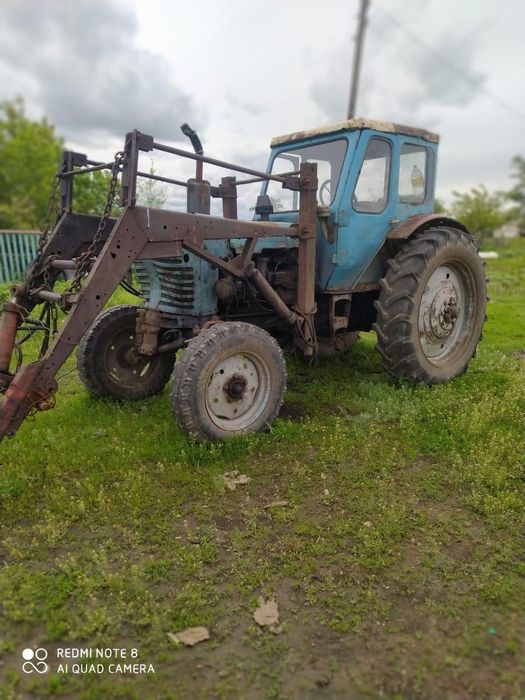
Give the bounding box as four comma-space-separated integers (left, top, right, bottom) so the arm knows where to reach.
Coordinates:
270, 118, 440, 147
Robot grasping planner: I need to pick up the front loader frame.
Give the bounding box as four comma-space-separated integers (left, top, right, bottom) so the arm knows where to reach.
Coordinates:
0, 130, 318, 441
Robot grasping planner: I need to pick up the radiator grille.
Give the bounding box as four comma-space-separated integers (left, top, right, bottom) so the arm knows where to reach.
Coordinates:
135, 258, 195, 312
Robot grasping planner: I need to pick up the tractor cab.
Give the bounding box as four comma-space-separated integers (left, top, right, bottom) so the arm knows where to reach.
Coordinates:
263, 119, 439, 289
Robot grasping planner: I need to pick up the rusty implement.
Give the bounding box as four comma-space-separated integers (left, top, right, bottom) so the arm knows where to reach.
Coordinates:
0, 130, 319, 441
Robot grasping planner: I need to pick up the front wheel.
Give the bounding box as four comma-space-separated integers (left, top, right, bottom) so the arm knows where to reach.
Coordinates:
373, 227, 487, 384
171, 322, 287, 441
77, 305, 175, 400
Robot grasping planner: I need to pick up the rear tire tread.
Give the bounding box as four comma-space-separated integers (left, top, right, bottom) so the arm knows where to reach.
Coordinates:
373, 227, 486, 384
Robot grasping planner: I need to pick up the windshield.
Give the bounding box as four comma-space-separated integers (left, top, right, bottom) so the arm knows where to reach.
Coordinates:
266, 138, 347, 211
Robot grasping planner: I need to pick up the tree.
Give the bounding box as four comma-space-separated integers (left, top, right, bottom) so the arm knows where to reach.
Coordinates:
433, 197, 448, 214
136, 161, 168, 208
506, 155, 525, 230
0, 98, 124, 229
74, 170, 121, 217
449, 185, 508, 238
0, 97, 63, 229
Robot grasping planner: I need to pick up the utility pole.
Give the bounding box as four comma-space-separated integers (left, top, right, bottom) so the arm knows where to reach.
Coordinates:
347, 0, 370, 120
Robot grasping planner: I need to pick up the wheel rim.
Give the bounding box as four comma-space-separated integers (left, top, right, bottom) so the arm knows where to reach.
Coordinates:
418, 260, 476, 366
205, 352, 271, 432
104, 327, 159, 390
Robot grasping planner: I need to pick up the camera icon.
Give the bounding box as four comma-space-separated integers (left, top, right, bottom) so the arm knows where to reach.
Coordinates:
22, 647, 49, 674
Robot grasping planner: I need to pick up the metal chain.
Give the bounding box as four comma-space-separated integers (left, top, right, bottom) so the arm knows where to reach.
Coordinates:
8, 150, 125, 377
27, 165, 65, 286
67, 149, 125, 295
39, 168, 63, 242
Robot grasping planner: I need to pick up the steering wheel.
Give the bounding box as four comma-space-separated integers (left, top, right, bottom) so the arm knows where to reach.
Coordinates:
319, 179, 332, 206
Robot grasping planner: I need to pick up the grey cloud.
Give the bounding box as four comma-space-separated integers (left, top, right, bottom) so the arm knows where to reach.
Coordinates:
228, 148, 269, 172
0, 0, 198, 142
224, 90, 263, 117
310, 7, 486, 125
397, 34, 486, 111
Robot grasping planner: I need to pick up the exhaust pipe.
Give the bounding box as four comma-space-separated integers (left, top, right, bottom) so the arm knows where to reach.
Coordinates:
180, 123, 204, 181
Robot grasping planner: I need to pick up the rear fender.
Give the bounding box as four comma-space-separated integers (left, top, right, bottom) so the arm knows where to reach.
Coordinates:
387, 214, 469, 240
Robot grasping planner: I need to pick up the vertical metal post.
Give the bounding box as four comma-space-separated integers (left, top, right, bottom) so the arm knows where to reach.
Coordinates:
296, 162, 318, 356
220, 176, 238, 219
347, 0, 370, 119
196, 161, 203, 182
120, 131, 140, 207
60, 151, 74, 212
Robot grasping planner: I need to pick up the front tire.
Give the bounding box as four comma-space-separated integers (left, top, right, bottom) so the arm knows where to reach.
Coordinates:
77, 305, 175, 400
171, 322, 286, 441
373, 227, 487, 384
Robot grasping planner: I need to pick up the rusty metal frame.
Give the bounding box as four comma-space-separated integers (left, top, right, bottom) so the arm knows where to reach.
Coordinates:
0, 129, 320, 440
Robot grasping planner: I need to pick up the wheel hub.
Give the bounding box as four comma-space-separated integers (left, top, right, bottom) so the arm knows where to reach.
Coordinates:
206, 353, 269, 427
122, 347, 142, 366
418, 263, 473, 362
224, 373, 248, 401
442, 298, 459, 325
105, 329, 154, 387
428, 292, 459, 339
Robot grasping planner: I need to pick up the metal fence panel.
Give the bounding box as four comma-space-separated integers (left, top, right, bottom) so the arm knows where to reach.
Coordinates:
0, 231, 40, 284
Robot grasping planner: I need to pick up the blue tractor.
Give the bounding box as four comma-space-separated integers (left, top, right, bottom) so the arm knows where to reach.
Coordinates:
0, 119, 486, 442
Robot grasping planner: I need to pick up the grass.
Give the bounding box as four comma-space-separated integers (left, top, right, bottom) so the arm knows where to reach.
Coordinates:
0, 238, 524, 699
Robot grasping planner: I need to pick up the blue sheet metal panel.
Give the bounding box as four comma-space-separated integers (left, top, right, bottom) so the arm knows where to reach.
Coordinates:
135, 240, 229, 316
321, 130, 396, 289
350, 136, 437, 286
263, 132, 360, 290
357, 134, 437, 284
322, 131, 437, 289
230, 215, 298, 255
262, 129, 377, 290
135, 255, 217, 316
262, 130, 437, 291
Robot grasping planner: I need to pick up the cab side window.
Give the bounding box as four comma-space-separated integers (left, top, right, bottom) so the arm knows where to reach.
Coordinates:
352, 138, 391, 214
399, 144, 428, 204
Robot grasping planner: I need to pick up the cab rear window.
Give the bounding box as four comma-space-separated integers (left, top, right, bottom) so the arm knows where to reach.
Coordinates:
399, 144, 428, 204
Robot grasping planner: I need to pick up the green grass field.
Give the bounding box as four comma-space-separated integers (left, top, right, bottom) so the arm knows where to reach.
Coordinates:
0, 239, 524, 699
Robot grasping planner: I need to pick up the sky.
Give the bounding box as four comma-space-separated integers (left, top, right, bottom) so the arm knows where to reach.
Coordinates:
0, 0, 523, 212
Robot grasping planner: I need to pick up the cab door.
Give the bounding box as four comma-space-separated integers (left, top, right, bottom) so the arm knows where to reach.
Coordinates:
325, 131, 395, 290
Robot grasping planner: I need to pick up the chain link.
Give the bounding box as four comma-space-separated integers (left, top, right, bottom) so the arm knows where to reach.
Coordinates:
8, 149, 126, 379
67, 149, 125, 295
39, 168, 63, 241
27, 165, 65, 287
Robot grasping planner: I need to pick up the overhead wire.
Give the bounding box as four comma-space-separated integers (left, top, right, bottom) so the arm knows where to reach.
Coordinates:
373, 5, 525, 121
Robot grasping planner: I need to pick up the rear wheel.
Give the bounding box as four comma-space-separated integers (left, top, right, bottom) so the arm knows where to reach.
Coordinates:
171, 321, 286, 441
373, 227, 487, 384
77, 305, 175, 400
